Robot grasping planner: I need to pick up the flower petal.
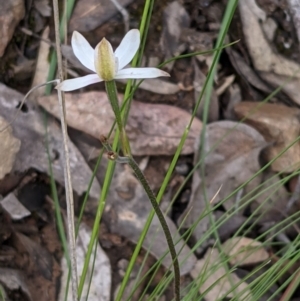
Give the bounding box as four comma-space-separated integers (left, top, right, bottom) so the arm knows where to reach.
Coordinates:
115, 67, 170, 79
114, 29, 140, 70
72, 31, 96, 72
56, 74, 102, 91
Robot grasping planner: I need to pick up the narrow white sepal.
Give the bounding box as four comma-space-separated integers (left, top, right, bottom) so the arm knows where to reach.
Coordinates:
56, 74, 102, 91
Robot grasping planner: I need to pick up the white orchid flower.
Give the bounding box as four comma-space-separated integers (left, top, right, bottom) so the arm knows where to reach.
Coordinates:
56, 29, 169, 91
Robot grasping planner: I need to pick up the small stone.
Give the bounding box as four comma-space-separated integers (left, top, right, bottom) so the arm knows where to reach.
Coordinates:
1, 193, 31, 220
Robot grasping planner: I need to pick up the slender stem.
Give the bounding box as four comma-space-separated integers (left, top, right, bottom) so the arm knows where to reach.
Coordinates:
127, 157, 180, 301
104, 81, 181, 300
52, 0, 78, 300
101, 136, 181, 300
105, 80, 131, 155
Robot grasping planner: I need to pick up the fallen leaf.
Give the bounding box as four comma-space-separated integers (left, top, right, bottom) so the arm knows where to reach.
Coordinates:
0, 83, 101, 198
239, 0, 300, 106
226, 48, 272, 94
34, 0, 51, 17
30, 26, 51, 99
59, 222, 111, 301
194, 59, 219, 122
38, 91, 202, 156
0, 116, 21, 180
104, 164, 197, 276
160, 1, 190, 71
0, 268, 32, 301
223, 237, 269, 266
234, 101, 300, 172
245, 170, 291, 224
69, 0, 133, 32
190, 248, 252, 300
14, 232, 53, 280
239, 0, 299, 77
215, 211, 247, 241
0, 0, 25, 57
179, 121, 266, 253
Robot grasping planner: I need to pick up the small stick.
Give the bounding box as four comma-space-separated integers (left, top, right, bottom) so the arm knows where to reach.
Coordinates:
52, 0, 78, 300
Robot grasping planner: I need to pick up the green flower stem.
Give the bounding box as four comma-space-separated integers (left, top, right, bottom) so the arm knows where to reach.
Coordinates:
101, 137, 181, 301
105, 80, 131, 156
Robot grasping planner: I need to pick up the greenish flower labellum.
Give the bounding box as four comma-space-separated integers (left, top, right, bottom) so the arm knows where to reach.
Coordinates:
95, 38, 117, 81
56, 29, 170, 91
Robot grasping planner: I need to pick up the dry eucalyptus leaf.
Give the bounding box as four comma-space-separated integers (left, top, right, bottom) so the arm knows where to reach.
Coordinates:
190, 248, 252, 301
239, 0, 300, 105
69, 0, 133, 32
34, 0, 51, 17
0, 0, 25, 57
0, 84, 101, 199
0, 116, 21, 180
223, 236, 269, 266
179, 121, 266, 253
194, 59, 219, 122
258, 72, 300, 106
223, 83, 242, 120
30, 26, 50, 99
0, 268, 32, 301
59, 222, 111, 301
239, 0, 299, 77
215, 211, 247, 241
245, 170, 290, 224
38, 91, 202, 156
234, 101, 300, 172
226, 49, 271, 94
14, 232, 53, 281
105, 165, 197, 276
160, 1, 190, 71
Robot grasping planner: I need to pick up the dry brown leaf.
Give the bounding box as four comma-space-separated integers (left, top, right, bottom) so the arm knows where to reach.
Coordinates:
34, 0, 51, 17
239, 0, 300, 105
226, 49, 272, 94
160, 1, 190, 71
194, 59, 219, 122
59, 222, 111, 301
239, 0, 300, 78
0, 84, 101, 198
0, 116, 21, 180
234, 101, 300, 172
0, 268, 32, 301
103, 163, 197, 276
69, 0, 133, 32
223, 237, 269, 266
190, 248, 252, 301
0, 0, 25, 57
179, 121, 266, 253
244, 170, 290, 224
30, 26, 50, 99
38, 91, 202, 156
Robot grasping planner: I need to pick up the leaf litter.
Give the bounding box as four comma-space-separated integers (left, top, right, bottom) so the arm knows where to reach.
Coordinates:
1, 0, 300, 299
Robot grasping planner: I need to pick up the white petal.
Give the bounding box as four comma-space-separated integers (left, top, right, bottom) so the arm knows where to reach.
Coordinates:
56, 74, 102, 91
72, 31, 96, 72
114, 29, 140, 70
115, 67, 170, 79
